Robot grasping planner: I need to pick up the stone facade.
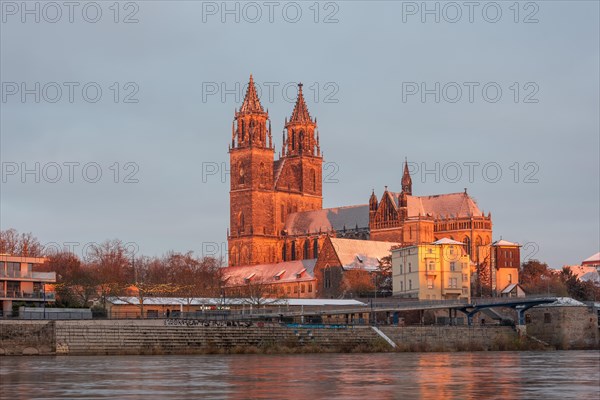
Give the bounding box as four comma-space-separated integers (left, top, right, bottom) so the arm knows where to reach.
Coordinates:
227, 75, 496, 277
525, 305, 599, 349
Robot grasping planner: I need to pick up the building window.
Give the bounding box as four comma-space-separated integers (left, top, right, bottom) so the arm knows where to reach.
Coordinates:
287, 286, 291, 294
450, 262, 456, 272
427, 278, 434, 289
294, 286, 298, 294
308, 283, 313, 293
324, 267, 331, 289
303, 240, 310, 259
400, 281, 404, 291
428, 262, 434, 271
449, 278, 457, 288
301, 284, 305, 293
400, 264, 403, 274
408, 263, 412, 273
282, 243, 287, 262
313, 239, 319, 258
409, 280, 412, 290
462, 274, 468, 282
508, 274, 512, 284
291, 241, 296, 261
544, 313, 552, 323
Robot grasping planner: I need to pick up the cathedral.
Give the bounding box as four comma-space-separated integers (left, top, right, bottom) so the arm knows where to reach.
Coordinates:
228, 75, 494, 270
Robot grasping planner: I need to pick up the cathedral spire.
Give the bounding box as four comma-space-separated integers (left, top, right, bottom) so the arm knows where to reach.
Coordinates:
289, 83, 313, 123
232, 75, 269, 149
402, 158, 412, 195
283, 83, 318, 157
239, 74, 265, 114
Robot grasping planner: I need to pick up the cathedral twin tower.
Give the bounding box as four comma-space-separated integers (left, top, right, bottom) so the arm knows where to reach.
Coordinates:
228, 75, 323, 266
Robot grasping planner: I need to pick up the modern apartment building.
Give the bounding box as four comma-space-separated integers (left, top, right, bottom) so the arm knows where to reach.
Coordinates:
0, 254, 56, 316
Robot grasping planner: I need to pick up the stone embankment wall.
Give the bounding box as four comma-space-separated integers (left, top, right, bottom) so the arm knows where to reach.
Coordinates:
380, 326, 520, 351
0, 320, 381, 356
0, 321, 55, 355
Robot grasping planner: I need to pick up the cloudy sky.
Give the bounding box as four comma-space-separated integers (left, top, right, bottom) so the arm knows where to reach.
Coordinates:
1, 1, 598, 267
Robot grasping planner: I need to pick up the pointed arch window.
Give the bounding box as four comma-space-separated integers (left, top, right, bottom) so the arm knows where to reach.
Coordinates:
463, 236, 471, 256
291, 241, 296, 261
303, 240, 310, 259
313, 238, 319, 258
282, 243, 287, 262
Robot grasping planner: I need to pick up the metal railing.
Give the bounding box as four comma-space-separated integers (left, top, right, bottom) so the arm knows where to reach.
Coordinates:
0, 271, 56, 280
0, 291, 56, 300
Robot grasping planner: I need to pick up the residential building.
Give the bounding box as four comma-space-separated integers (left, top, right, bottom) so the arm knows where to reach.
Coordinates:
491, 240, 521, 294
392, 238, 471, 300
0, 254, 56, 316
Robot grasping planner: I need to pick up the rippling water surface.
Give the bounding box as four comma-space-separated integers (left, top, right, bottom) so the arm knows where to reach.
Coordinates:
1, 351, 598, 399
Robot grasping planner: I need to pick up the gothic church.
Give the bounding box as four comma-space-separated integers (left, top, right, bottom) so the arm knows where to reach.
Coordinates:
228, 76, 493, 270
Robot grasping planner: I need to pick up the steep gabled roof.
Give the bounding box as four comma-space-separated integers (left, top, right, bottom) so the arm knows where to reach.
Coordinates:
284, 205, 369, 235
388, 191, 483, 218
329, 238, 399, 271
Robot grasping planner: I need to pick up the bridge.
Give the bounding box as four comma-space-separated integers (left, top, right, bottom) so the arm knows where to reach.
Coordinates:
249, 297, 558, 326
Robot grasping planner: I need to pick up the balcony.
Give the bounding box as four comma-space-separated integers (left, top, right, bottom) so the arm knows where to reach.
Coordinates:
0, 271, 56, 281
0, 290, 56, 300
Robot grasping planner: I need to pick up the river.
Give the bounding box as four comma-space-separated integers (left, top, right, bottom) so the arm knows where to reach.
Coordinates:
1, 351, 598, 399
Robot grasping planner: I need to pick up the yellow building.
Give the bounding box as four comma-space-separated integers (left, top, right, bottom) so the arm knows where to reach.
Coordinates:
0, 254, 56, 316
392, 238, 471, 300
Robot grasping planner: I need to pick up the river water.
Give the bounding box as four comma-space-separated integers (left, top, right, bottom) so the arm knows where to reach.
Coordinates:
1, 351, 598, 399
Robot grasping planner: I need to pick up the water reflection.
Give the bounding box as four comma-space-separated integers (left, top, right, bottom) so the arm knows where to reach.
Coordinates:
0, 352, 598, 399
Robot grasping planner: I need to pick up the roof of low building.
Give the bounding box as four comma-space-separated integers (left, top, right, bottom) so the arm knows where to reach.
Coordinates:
222, 259, 317, 286
107, 297, 366, 307
329, 238, 398, 271
432, 238, 465, 245
493, 239, 520, 247
582, 252, 600, 264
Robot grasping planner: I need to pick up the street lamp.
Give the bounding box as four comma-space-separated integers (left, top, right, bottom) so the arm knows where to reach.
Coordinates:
42, 282, 46, 319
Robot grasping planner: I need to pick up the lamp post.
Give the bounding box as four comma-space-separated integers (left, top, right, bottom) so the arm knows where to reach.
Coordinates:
42, 282, 46, 319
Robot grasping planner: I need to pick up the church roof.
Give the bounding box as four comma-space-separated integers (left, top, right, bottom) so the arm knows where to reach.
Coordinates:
388, 191, 483, 218
284, 204, 369, 235
288, 83, 313, 124
329, 238, 399, 271
239, 75, 265, 114
223, 259, 316, 286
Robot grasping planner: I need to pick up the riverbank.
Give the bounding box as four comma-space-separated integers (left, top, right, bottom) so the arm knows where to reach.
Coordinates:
1, 319, 596, 356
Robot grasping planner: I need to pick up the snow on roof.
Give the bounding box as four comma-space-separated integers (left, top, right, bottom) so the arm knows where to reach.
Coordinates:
107, 297, 366, 307
493, 239, 520, 247
387, 191, 483, 219
223, 259, 316, 286
562, 265, 600, 283
329, 238, 398, 271
582, 252, 600, 264
284, 205, 369, 235
432, 238, 465, 245
500, 283, 522, 294
543, 297, 587, 307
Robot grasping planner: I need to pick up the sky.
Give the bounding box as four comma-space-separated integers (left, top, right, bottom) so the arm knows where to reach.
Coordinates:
1, 0, 598, 268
